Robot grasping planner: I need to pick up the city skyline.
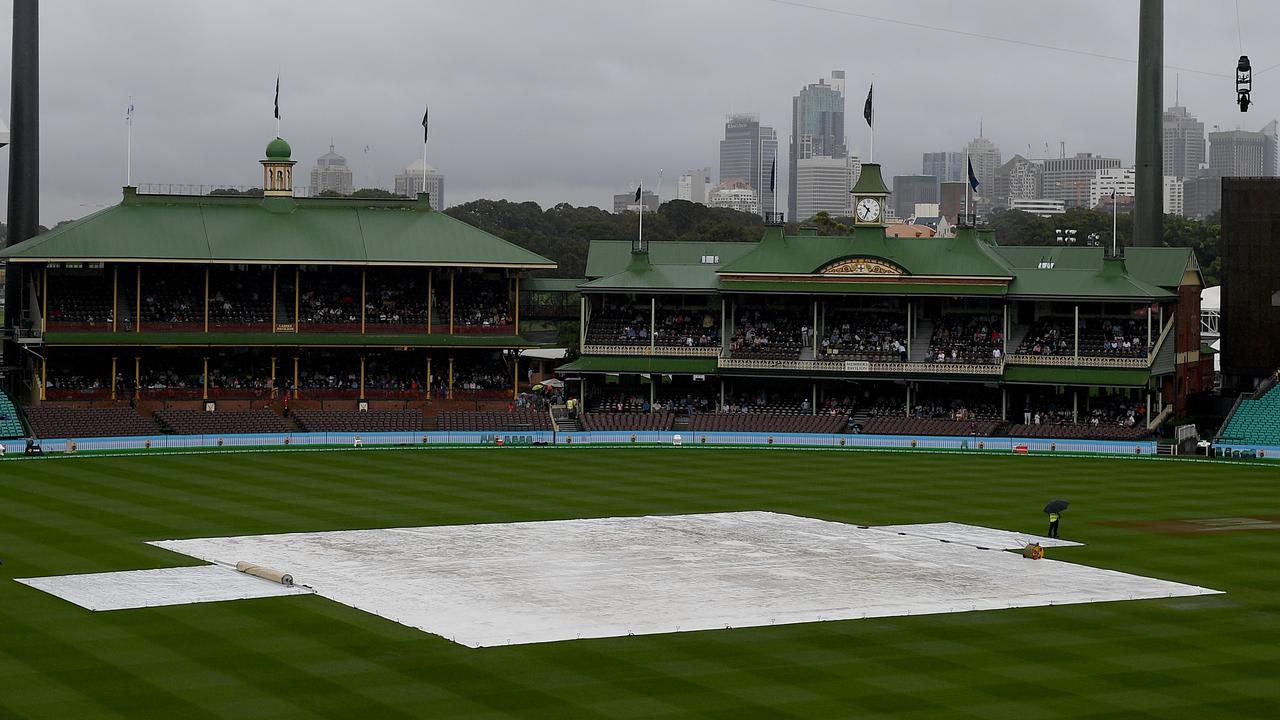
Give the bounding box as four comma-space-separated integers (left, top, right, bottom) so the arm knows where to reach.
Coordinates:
2, 0, 1278, 225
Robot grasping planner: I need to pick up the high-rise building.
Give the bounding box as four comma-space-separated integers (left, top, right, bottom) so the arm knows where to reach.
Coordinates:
613, 190, 659, 214
963, 135, 1001, 216
708, 180, 760, 215
1042, 152, 1121, 209
891, 175, 938, 220
938, 182, 967, 223
1182, 173, 1223, 219
794, 155, 857, 220
788, 71, 846, 219
1162, 105, 1205, 180
992, 155, 1042, 210
1089, 167, 1135, 209
677, 168, 712, 204
719, 113, 777, 216
394, 159, 445, 210
1209, 128, 1267, 176
922, 151, 964, 183
1163, 175, 1185, 216
1262, 120, 1279, 176
309, 143, 354, 196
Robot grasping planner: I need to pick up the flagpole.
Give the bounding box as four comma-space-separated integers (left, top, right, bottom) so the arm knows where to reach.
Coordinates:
1112, 191, 1119, 256
126, 96, 132, 186
639, 180, 644, 252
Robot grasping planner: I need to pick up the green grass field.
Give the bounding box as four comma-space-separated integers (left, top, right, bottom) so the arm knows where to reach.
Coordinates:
1, 447, 1277, 719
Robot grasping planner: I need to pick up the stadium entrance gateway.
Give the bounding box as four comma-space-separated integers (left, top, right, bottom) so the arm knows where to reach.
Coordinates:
18, 512, 1220, 647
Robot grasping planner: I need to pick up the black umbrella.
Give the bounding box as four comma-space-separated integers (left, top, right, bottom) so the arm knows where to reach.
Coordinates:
1044, 499, 1069, 514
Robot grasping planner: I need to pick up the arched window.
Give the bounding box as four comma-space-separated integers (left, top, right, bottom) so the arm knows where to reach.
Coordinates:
277, 169, 285, 188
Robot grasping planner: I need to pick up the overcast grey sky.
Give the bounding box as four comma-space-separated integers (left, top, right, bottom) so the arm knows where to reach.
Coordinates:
0, 0, 1274, 225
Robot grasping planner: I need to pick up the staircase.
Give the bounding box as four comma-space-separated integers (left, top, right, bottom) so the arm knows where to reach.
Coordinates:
909, 318, 934, 362
1005, 322, 1031, 355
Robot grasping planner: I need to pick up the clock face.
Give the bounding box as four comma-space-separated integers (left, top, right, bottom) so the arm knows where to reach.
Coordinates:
856, 197, 882, 222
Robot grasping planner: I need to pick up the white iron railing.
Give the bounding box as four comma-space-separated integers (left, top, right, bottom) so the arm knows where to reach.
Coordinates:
717, 357, 1003, 375
1006, 354, 1148, 369
582, 344, 720, 357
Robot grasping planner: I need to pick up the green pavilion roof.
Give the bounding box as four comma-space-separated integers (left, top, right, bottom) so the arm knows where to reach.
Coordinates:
0, 189, 556, 269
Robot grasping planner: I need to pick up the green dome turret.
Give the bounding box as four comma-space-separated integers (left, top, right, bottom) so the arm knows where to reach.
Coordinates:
265, 136, 292, 160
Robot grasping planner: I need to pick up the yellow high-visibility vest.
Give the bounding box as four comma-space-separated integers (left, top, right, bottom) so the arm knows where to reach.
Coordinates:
1049, 512, 1060, 522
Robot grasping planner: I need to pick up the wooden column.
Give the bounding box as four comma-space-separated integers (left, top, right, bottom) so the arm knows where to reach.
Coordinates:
427, 270, 433, 334
202, 357, 209, 400
649, 297, 656, 353
203, 266, 210, 333
271, 267, 278, 332
359, 355, 366, 399
41, 265, 47, 334
294, 267, 301, 333
360, 269, 367, 335
134, 354, 141, 401
447, 354, 454, 399
1073, 304, 1079, 361
110, 355, 118, 401
513, 355, 519, 399
514, 276, 520, 336
270, 355, 277, 400
426, 355, 433, 398
135, 265, 142, 333
449, 271, 455, 334
112, 265, 119, 333
39, 352, 46, 401
293, 355, 300, 398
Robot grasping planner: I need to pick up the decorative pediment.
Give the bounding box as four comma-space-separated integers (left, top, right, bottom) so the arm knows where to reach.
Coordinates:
818, 257, 907, 276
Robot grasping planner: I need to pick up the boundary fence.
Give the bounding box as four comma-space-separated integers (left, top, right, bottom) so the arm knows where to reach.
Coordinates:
2, 431, 1167, 458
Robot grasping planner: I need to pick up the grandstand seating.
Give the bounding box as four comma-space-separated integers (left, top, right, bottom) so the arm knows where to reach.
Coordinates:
155, 409, 291, 435
1018, 316, 1148, 357
926, 314, 1002, 364
1008, 423, 1151, 441
25, 406, 159, 439
436, 410, 550, 431
689, 413, 846, 434
580, 412, 674, 431
293, 409, 424, 433
820, 310, 907, 361
859, 416, 1002, 437
0, 390, 26, 438
1218, 384, 1280, 444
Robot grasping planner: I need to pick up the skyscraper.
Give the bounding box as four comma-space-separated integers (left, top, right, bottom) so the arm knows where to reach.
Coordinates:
1162, 105, 1205, 180
677, 168, 712, 204
963, 135, 1002, 216
719, 113, 777, 216
1263, 120, 1279, 177
394, 159, 445, 210
891, 175, 939, 220
788, 71, 846, 219
309, 143, 354, 196
794, 155, 857, 220
1209, 129, 1266, 176
922, 151, 964, 183
1042, 153, 1121, 209
992, 155, 1042, 210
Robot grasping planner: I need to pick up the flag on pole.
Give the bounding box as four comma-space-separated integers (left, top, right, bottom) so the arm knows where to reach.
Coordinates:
126, 99, 134, 125
967, 157, 981, 191
422, 107, 429, 143
273, 76, 280, 120
863, 84, 873, 128
634, 185, 642, 202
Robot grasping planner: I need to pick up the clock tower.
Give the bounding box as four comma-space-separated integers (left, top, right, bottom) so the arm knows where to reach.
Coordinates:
850, 162, 890, 227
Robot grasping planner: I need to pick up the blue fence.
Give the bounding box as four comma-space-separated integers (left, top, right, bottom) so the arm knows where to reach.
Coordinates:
1, 430, 1160, 458
1210, 442, 1280, 460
